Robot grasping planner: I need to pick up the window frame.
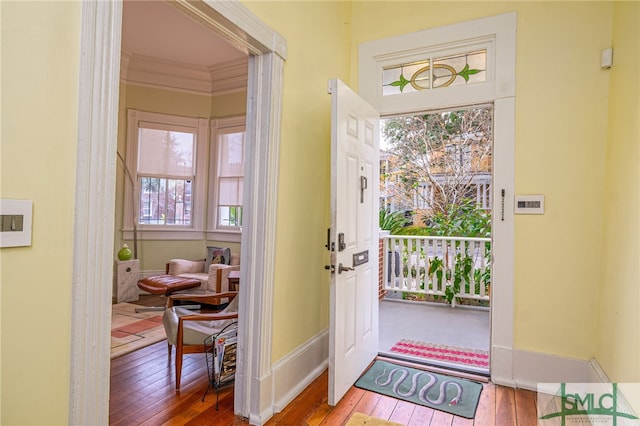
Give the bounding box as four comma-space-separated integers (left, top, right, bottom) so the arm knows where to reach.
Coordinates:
123, 109, 208, 240
207, 115, 246, 242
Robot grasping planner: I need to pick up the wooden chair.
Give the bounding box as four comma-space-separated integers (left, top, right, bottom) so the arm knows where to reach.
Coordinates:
162, 291, 239, 389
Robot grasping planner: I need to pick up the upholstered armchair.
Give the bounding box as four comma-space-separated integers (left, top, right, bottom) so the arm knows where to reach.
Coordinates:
162, 291, 239, 389
167, 246, 240, 294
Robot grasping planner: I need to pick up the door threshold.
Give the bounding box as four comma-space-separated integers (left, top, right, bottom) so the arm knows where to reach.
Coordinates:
377, 352, 490, 383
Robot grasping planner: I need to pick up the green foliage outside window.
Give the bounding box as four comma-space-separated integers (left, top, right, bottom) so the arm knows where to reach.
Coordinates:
381, 201, 491, 306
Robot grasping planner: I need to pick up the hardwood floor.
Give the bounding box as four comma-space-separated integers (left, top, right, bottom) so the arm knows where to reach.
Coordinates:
110, 339, 539, 425
267, 369, 538, 426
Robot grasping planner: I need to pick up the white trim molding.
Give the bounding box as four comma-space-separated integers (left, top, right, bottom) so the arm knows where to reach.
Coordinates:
71, 1, 123, 424
120, 52, 249, 96
123, 109, 209, 239
175, 0, 287, 60
359, 12, 517, 385
511, 349, 602, 391
73, 0, 285, 424
359, 12, 516, 115
210, 58, 250, 95
491, 95, 516, 382
494, 348, 627, 394
246, 329, 330, 424
168, 1, 287, 421
240, 49, 285, 423
269, 330, 329, 418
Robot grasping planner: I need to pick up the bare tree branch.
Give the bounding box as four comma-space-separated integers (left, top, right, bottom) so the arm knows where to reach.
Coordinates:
381, 106, 492, 222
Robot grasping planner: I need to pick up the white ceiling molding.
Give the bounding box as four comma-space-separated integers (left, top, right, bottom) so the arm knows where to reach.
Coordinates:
120, 52, 247, 96
209, 57, 249, 95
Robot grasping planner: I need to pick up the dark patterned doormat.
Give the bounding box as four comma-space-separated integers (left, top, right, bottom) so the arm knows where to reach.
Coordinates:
355, 360, 483, 418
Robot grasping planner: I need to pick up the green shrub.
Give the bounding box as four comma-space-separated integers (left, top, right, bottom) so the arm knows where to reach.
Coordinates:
379, 209, 406, 234
424, 198, 491, 238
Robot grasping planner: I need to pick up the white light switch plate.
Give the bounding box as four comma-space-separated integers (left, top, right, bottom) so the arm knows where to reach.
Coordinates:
0, 199, 33, 247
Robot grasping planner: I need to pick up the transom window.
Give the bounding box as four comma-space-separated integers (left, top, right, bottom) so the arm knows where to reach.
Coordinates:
382, 49, 487, 96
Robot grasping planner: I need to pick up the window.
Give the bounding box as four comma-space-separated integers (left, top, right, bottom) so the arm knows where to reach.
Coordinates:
123, 110, 208, 240
138, 126, 194, 225
208, 116, 246, 241
382, 49, 487, 96
217, 132, 244, 227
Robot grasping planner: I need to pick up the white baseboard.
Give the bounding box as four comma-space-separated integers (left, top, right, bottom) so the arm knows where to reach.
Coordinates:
495, 347, 597, 391
252, 328, 329, 424
589, 357, 610, 383
588, 358, 639, 418
514, 349, 595, 391
248, 339, 638, 425
491, 345, 516, 388
271, 329, 329, 412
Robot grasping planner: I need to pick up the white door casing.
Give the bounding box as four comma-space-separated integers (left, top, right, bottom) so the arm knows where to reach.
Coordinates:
71, 1, 286, 424
358, 13, 516, 385
328, 79, 380, 405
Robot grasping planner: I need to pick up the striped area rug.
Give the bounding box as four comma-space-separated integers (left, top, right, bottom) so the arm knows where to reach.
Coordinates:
111, 303, 166, 359
389, 339, 489, 369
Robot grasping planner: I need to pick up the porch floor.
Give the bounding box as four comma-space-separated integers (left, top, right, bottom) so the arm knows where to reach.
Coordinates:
379, 297, 490, 374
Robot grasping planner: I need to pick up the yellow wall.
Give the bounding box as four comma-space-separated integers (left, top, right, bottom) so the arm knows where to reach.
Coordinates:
597, 1, 640, 386
508, 2, 612, 358
114, 84, 246, 271
211, 91, 248, 119
245, 1, 617, 363
2, 0, 638, 423
1, 2, 80, 424
350, 1, 613, 360
243, 1, 352, 360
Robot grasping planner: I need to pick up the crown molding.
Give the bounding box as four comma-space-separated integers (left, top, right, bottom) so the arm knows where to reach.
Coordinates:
120, 51, 247, 96
209, 57, 249, 95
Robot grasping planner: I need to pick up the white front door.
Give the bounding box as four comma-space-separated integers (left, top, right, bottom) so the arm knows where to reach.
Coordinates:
328, 79, 380, 405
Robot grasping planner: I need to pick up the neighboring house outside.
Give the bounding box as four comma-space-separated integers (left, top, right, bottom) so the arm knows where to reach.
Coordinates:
380, 146, 492, 225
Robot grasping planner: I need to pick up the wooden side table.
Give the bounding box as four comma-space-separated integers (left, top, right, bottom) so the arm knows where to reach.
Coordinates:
228, 270, 240, 291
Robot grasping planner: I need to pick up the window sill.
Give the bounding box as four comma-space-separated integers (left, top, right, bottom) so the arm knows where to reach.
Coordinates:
122, 228, 204, 241
206, 230, 242, 243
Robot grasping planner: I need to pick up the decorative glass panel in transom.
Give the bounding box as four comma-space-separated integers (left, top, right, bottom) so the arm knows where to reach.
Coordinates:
382, 49, 487, 96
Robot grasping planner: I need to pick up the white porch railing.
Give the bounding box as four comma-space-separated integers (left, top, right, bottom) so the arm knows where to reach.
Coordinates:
383, 235, 491, 307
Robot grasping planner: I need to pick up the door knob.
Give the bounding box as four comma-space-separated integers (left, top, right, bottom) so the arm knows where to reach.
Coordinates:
338, 263, 354, 274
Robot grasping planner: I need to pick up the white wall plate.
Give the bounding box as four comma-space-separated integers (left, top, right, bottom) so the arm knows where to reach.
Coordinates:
0, 199, 33, 247
514, 195, 544, 214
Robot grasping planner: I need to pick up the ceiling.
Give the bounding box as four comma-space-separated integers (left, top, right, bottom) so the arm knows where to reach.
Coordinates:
121, 0, 247, 73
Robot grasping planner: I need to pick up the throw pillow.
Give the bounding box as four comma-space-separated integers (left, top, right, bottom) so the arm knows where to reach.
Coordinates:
205, 246, 231, 270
